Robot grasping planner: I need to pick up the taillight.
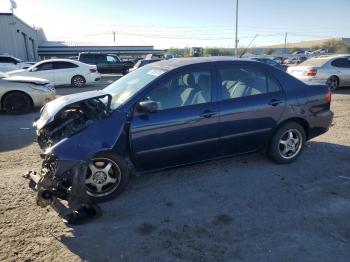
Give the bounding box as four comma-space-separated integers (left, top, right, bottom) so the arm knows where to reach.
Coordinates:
306, 68, 317, 76
89, 68, 97, 73
325, 90, 332, 104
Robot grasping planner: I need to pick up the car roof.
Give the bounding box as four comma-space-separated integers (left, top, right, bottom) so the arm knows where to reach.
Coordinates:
150, 57, 255, 70
37, 58, 80, 63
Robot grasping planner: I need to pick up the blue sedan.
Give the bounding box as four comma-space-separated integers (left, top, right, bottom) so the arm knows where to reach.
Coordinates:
29, 57, 333, 207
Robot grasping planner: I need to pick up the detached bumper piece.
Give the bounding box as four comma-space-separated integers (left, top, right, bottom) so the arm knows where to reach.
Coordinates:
23, 160, 101, 225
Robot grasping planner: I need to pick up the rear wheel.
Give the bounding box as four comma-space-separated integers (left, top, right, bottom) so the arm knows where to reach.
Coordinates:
326, 76, 339, 91
268, 122, 306, 164
71, 75, 86, 87
85, 152, 129, 202
2, 91, 32, 114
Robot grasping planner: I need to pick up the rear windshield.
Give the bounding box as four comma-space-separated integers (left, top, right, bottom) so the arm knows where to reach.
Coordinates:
299, 58, 329, 67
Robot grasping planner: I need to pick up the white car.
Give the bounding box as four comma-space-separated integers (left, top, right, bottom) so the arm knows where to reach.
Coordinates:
7, 59, 101, 88
0, 54, 34, 72
0, 72, 56, 114
287, 55, 350, 91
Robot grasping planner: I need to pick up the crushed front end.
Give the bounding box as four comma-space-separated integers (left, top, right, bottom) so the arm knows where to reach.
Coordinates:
23, 91, 124, 224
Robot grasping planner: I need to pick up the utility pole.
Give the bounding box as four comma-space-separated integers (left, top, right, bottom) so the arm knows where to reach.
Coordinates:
235, 0, 239, 57
284, 32, 288, 55
113, 31, 116, 43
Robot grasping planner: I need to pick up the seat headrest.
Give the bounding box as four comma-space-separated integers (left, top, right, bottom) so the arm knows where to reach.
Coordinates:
183, 73, 195, 87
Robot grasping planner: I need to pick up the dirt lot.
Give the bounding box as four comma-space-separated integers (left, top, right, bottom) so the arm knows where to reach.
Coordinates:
0, 76, 350, 262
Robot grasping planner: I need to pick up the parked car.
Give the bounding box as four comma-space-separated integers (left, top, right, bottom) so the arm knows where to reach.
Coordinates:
287, 55, 350, 91
0, 72, 55, 114
30, 57, 333, 204
0, 54, 34, 72
251, 57, 287, 71
7, 59, 100, 87
283, 56, 308, 65
129, 58, 161, 72
78, 52, 132, 74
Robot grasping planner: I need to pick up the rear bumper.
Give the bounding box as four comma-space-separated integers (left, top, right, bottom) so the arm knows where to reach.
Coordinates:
307, 110, 334, 140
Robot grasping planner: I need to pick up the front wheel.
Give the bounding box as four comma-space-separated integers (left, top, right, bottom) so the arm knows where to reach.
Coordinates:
2, 91, 32, 114
85, 152, 129, 202
268, 122, 306, 164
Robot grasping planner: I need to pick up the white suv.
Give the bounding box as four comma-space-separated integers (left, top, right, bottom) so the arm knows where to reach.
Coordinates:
0, 54, 33, 72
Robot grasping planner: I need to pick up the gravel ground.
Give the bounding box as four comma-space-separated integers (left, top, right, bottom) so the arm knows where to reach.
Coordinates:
0, 77, 350, 262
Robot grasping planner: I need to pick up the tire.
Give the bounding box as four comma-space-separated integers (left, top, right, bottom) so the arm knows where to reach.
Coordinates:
85, 152, 129, 202
122, 68, 129, 75
2, 91, 32, 114
326, 76, 339, 91
268, 122, 306, 164
71, 75, 86, 87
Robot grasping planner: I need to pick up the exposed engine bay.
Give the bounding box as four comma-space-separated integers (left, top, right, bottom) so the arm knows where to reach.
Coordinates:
37, 97, 110, 149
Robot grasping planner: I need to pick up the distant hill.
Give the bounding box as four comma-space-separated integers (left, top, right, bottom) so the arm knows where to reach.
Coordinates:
260, 37, 350, 48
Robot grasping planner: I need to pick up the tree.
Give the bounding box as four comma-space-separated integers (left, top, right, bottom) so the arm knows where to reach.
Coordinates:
204, 48, 220, 56
311, 45, 320, 51
167, 48, 180, 55
183, 48, 190, 57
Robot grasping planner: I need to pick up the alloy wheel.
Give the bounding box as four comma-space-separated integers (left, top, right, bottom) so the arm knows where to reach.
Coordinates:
85, 158, 122, 197
327, 76, 338, 91
278, 129, 303, 160
72, 76, 85, 87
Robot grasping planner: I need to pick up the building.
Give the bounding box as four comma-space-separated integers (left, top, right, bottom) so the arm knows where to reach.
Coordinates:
0, 13, 165, 62
0, 13, 47, 61
38, 41, 165, 59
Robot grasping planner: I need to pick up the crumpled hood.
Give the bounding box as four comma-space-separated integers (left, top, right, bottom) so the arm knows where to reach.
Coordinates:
34, 90, 110, 130
4, 75, 50, 85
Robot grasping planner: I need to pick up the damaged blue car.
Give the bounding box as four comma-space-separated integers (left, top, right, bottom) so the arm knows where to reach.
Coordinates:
25, 57, 333, 222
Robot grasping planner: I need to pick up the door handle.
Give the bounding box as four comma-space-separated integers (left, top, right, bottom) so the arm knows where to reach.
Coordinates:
268, 99, 283, 106
200, 110, 217, 118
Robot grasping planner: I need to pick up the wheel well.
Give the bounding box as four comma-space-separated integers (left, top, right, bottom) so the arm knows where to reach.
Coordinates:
71, 75, 86, 82
1, 90, 33, 110
329, 75, 340, 83
273, 118, 310, 141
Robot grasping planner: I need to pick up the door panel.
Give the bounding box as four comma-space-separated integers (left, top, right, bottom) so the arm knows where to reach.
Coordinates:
217, 65, 285, 155
129, 67, 219, 170
130, 103, 219, 170
219, 92, 285, 154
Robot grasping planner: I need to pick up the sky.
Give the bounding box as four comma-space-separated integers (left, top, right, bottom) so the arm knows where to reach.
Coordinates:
0, 0, 350, 49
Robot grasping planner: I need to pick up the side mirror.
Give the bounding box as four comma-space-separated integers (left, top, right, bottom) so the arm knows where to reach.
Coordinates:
137, 100, 158, 113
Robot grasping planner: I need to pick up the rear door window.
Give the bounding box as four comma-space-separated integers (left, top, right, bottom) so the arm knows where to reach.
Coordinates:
331, 58, 350, 68
54, 61, 79, 69
81, 54, 95, 64
219, 66, 268, 100
96, 55, 107, 63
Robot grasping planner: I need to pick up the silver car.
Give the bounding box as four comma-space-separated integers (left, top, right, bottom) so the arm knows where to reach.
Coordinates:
0, 72, 56, 114
287, 55, 350, 91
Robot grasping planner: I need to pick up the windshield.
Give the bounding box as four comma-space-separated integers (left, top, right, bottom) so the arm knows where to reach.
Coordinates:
104, 66, 166, 109
299, 58, 329, 67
